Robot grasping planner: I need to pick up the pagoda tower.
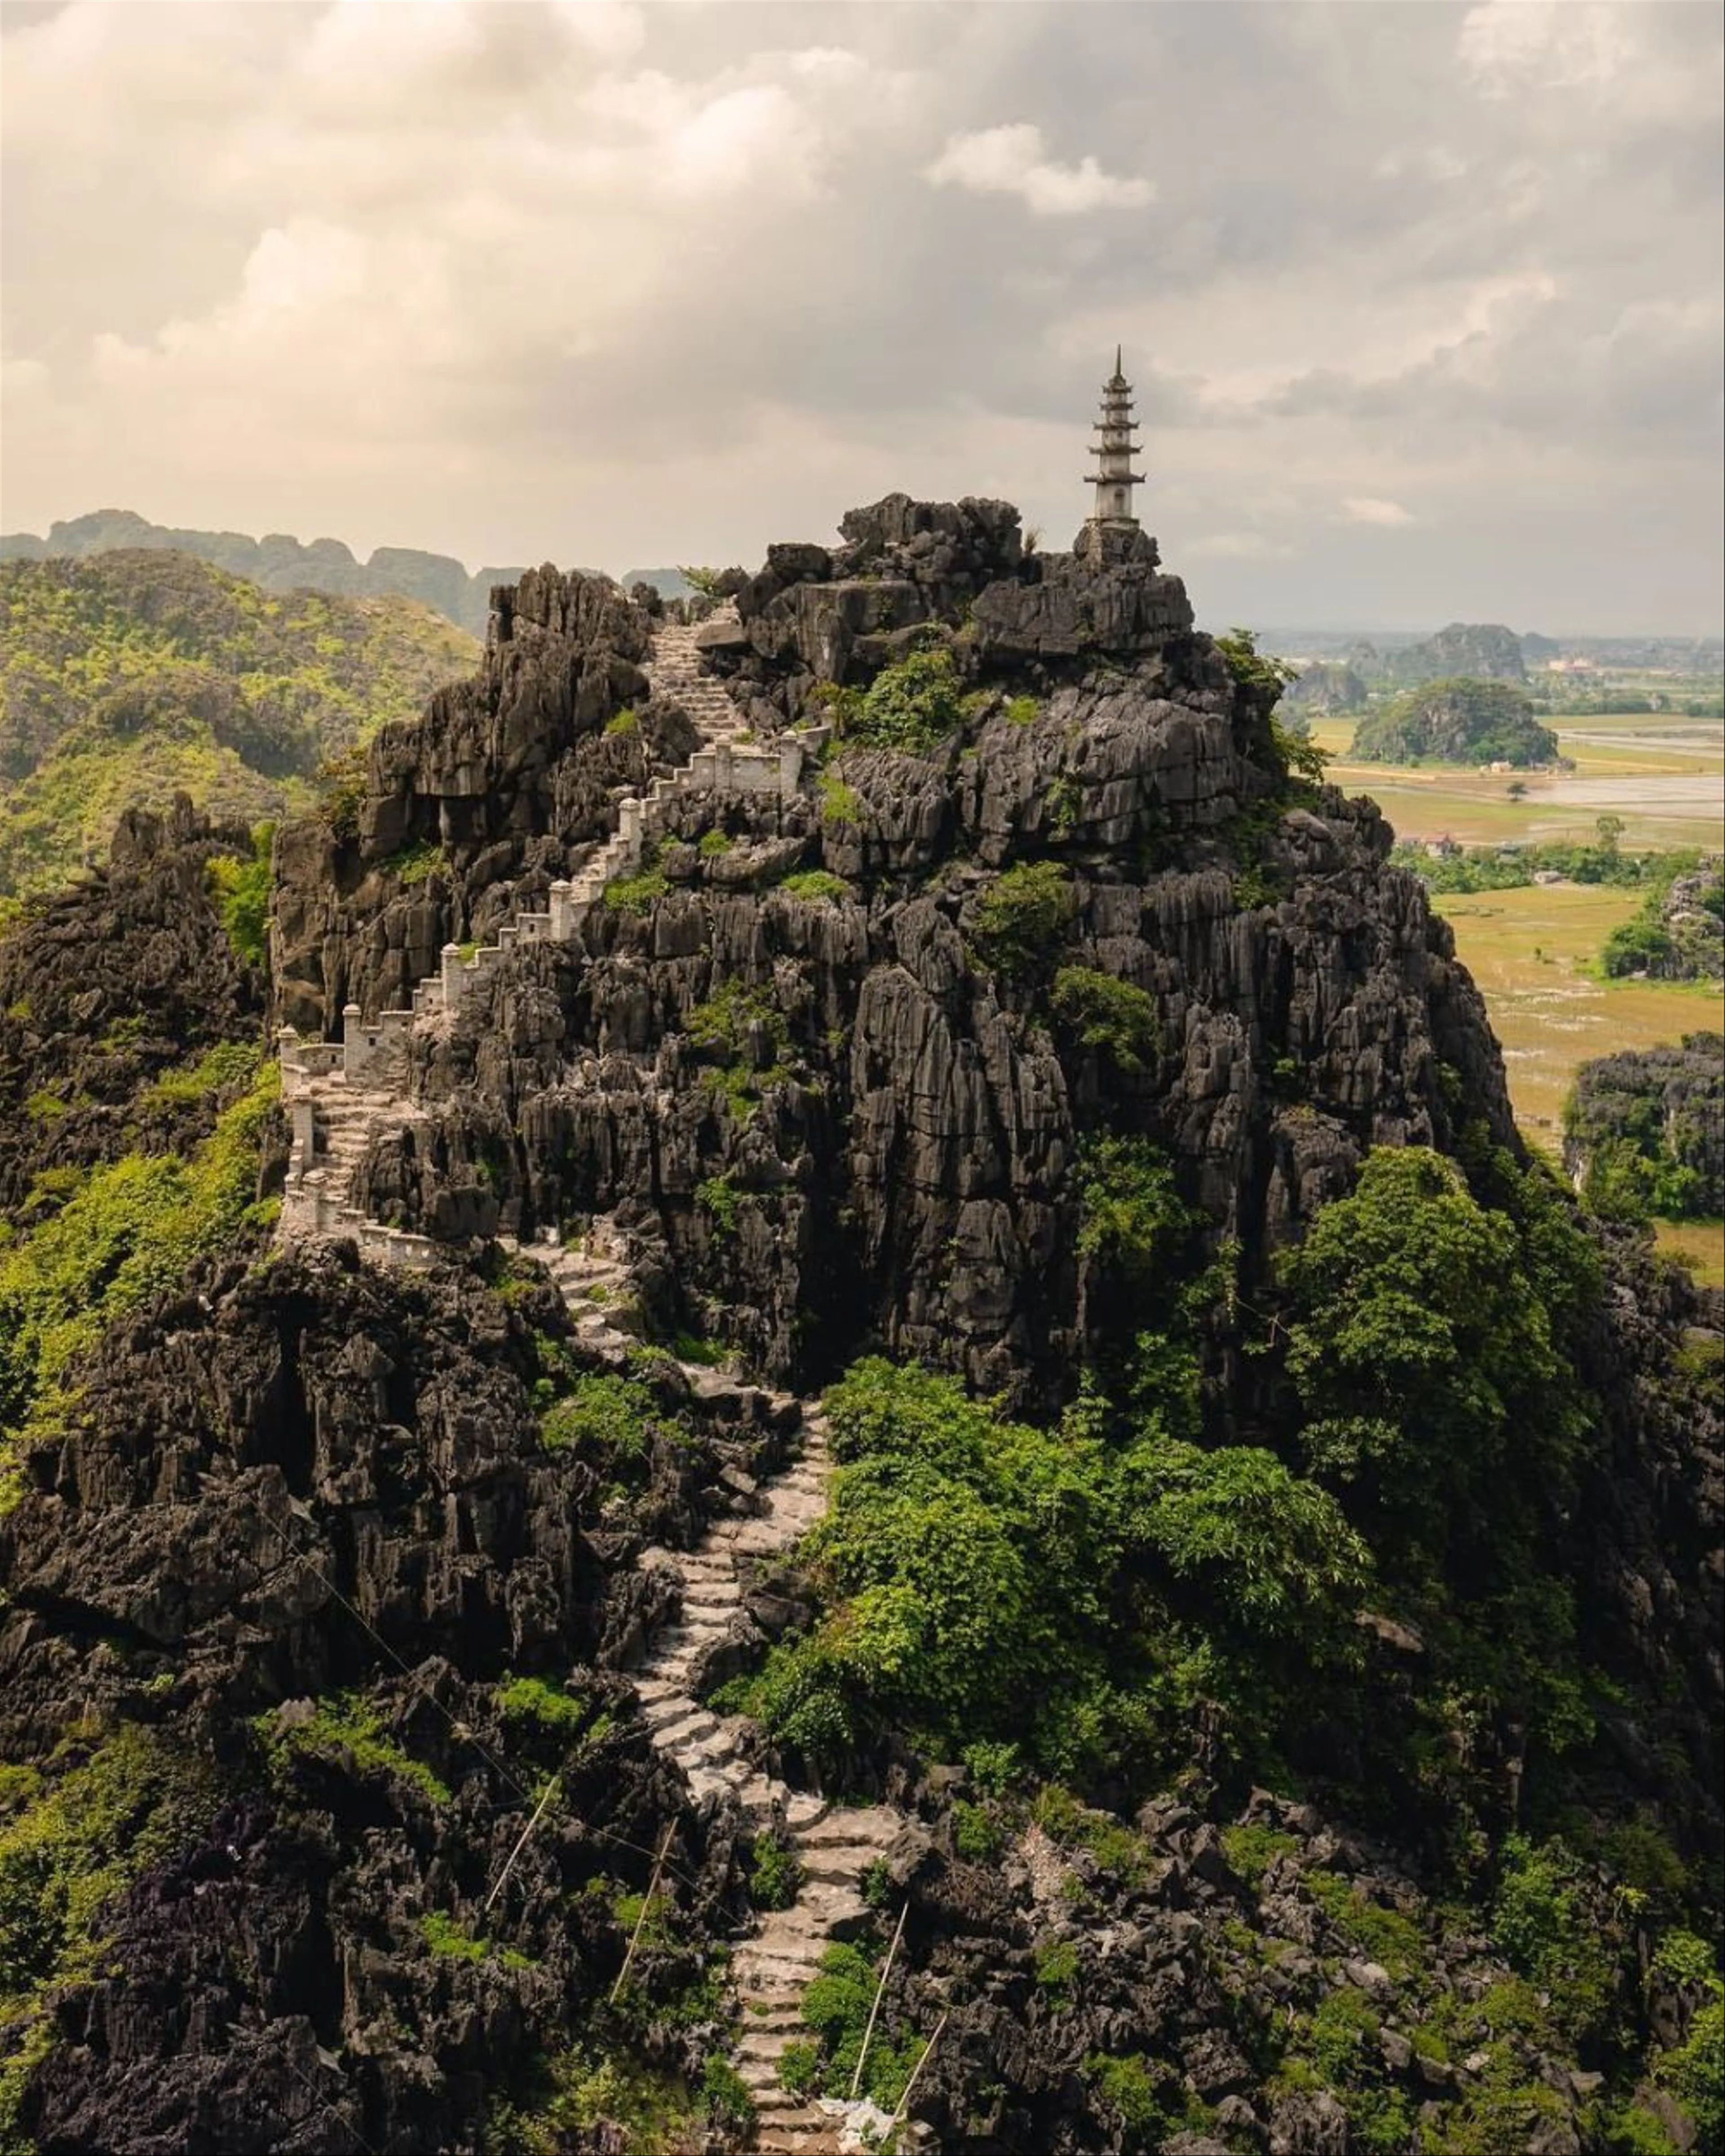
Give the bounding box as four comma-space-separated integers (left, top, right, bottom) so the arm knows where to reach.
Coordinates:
1085, 346, 1146, 529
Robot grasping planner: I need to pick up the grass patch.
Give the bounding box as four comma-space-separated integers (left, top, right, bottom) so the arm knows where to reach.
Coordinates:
778, 868, 852, 904
385, 839, 446, 886
0, 1721, 215, 2147
0, 1060, 279, 1508
256, 1693, 451, 1806
139, 1039, 259, 1110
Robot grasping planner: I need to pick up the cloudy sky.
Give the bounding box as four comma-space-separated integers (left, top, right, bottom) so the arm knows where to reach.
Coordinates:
3, 0, 1721, 632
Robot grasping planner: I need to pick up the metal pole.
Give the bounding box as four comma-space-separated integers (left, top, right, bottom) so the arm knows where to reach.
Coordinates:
849, 1900, 909, 2102
609, 1821, 676, 2005
482, 1770, 562, 1916
889, 2010, 948, 2129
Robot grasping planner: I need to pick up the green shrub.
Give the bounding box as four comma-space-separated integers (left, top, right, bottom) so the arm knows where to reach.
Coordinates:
540, 1375, 657, 1461
1005, 694, 1040, 728
497, 1675, 588, 1735
1222, 1822, 1300, 1889
778, 868, 852, 904
1214, 627, 1297, 700
1051, 966, 1160, 1071
314, 744, 367, 839
696, 1175, 742, 1241
799, 1937, 927, 2108
748, 1832, 804, 1912
686, 977, 790, 1064
843, 645, 964, 754
953, 1801, 1003, 1862
207, 821, 274, 966
605, 706, 639, 737
696, 827, 730, 857
779, 2042, 820, 2097
603, 856, 668, 914
1658, 1983, 1724, 2148
818, 769, 866, 828
969, 861, 1075, 976
1034, 1937, 1080, 2005
699, 2056, 754, 2126
23, 1091, 66, 1123
384, 838, 445, 886
1303, 1869, 1423, 1976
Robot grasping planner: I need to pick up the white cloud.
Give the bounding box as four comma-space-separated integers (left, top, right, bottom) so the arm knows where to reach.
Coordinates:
1341, 497, 1415, 527
1187, 532, 1293, 560
924, 124, 1152, 216
0, 1, 1718, 630
1459, 2, 1629, 97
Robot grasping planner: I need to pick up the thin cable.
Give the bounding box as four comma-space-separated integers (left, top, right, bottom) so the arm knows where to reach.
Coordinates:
253, 1499, 705, 1891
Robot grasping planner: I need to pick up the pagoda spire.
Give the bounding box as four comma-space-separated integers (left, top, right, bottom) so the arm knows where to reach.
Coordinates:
1086, 347, 1145, 528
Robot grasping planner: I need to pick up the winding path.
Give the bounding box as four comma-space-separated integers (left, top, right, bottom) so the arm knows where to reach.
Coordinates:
277, 605, 910, 2153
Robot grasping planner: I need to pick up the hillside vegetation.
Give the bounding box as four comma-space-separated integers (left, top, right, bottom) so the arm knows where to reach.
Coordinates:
1353, 674, 1560, 767
1565, 1034, 1724, 1222
0, 508, 521, 636
0, 551, 477, 892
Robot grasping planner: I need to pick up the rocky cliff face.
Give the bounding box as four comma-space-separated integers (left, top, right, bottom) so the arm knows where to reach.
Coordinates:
272, 566, 689, 1033
0, 797, 265, 1212
1, 1238, 795, 2155
331, 500, 1511, 1404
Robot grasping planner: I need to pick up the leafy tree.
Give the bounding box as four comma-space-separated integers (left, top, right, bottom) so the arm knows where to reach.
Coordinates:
1279, 1148, 1590, 1549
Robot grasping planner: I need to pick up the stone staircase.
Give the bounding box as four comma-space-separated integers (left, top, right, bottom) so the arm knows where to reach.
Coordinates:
635, 1407, 905, 2153
274, 604, 922, 2152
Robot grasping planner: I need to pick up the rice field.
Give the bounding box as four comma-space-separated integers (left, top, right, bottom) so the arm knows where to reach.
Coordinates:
1305, 704, 1723, 1282
1432, 884, 1723, 1285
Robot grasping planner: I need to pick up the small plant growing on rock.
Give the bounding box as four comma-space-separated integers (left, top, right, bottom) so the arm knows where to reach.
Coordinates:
778, 868, 851, 904
840, 644, 964, 755
604, 706, 639, 736
696, 1175, 742, 1241
748, 1831, 804, 1911
419, 1909, 487, 1962
1050, 967, 1160, 1073
540, 1374, 658, 1461
696, 827, 732, 857
699, 2056, 755, 2126
255, 1692, 451, 1806
779, 2041, 821, 2097
818, 769, 867, 829
953, 1801, 1003, 1862
969, 861, 1075, 977
1005, 694, 1040, 727
1033, 1936, 1080, 2006
603, 849, 669, 914
384, 838, 446, 886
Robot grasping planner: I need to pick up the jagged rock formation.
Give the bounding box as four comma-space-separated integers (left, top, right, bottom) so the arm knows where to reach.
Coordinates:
1284, 658, 1368, 716
4, 493, 1720, 2156
1564, 1032, 1725, 1216
0, 796, 265, 1211
296, 504, 1513, 1403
